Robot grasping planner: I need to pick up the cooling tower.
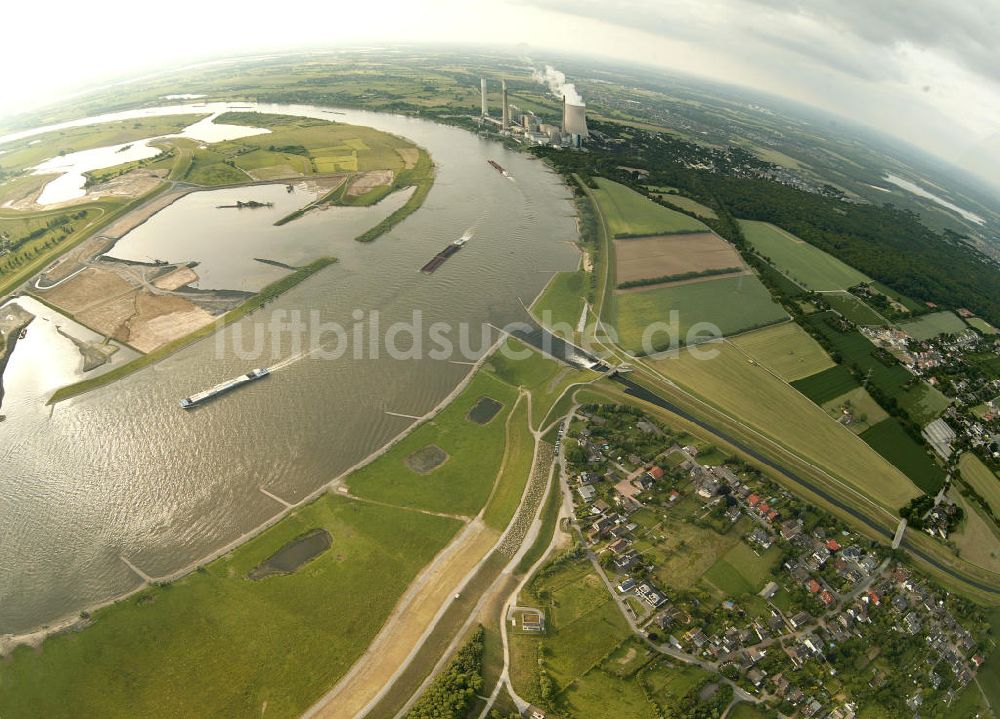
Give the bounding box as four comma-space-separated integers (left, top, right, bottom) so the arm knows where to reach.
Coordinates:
481, 78, 488, 116
562, 97, 589, 138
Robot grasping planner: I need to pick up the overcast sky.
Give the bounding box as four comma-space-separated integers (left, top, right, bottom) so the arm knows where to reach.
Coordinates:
3, 0, 999, 187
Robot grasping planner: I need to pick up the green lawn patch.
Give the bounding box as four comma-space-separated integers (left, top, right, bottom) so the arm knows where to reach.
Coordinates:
739, 220, 871, 291
346, 371, 518, 516
533, 270, 588, 337
482, 397, 534, 531
899, 311, 968, 340
614, 274, 787, 354
823, 291, 886, 326
860, 419, 945, 495
730, 321, 835, 382
966, 317, 998, 335
593, 178, 708, 237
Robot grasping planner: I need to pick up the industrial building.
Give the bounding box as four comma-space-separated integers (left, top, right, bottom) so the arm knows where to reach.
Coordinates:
477, 76, 589, 149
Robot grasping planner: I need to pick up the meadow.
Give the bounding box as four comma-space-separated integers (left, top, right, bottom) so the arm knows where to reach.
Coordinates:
647, 344, 921, 509
346, 371, 517, 516
960, 454, 1000, 518
739, 220, 870, 291
532, 270, 589, 337
729, 321, 834, 381
480, 396, 534, 531
614, 274, 788, 353
178, 112, 414, 189
645, 190, 718, 219
592, 178, 708, 237
703, 542, 781, 597
822, 291, 886, 326
859, 419, 945, 495
0, 494, 461, 719
948, 492, 1000, 575
966, 317, 998, 335
820, 386, 889, 434
899, 310, 969, 340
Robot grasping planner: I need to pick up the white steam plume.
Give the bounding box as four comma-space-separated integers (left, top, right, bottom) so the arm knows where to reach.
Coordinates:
532, 65, 584, 106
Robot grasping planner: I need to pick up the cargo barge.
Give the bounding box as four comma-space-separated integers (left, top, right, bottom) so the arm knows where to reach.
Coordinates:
421, 236, 469, 274
179, 368, 269, 408
488, 160, 511, 178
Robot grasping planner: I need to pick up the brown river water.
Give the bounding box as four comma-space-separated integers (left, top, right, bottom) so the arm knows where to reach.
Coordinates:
0, 102, 580, 634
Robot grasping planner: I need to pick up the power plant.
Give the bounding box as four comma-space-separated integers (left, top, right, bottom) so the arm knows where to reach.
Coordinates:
477, 72, 588, 149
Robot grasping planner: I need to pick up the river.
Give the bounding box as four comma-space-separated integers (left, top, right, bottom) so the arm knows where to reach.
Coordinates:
0, 102, 580, 635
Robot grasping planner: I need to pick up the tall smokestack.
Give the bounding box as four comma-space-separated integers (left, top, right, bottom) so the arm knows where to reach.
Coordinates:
501, 79, 509, 131
480, 78, 488, 117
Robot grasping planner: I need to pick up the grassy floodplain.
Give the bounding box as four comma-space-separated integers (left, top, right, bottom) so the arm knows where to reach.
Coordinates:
647, 344, 922, 509
592, 177, 708, 236
532, 270, 589, 337
346, 371, 518, 516
613, 274, 788, 353
739, 219, 871, 291
0, 494, 461, 719
899, 310, 969, 339
729, 321, 834, 381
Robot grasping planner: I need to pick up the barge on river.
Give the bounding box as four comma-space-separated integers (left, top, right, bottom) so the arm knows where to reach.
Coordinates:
179, 368, 270, 408
420, 235, 469, 274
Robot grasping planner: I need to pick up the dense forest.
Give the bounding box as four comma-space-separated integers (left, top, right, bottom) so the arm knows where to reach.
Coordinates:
536, 123, 1000, 326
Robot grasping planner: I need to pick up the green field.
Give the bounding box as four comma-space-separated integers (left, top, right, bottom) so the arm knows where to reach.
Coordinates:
345, 371, 518, 516
648, 344, 922, 509
532, 270, 588, 337
739, 220, 871, 291
821, 386, 889, 434
614, 275, 788, 353
859, 419, 946, 495
592, 178, 709, 237
822, 291, 887, 326
966, 317, 998, 334
703, 542, 780, 597
729, 321, 834, 381
177, 112, 414, 188
481, 395, 534, 531
960, 454, 1000, 518
646, 191, 718, 219
899, 310, 969, 340
0, 494, 461, 719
